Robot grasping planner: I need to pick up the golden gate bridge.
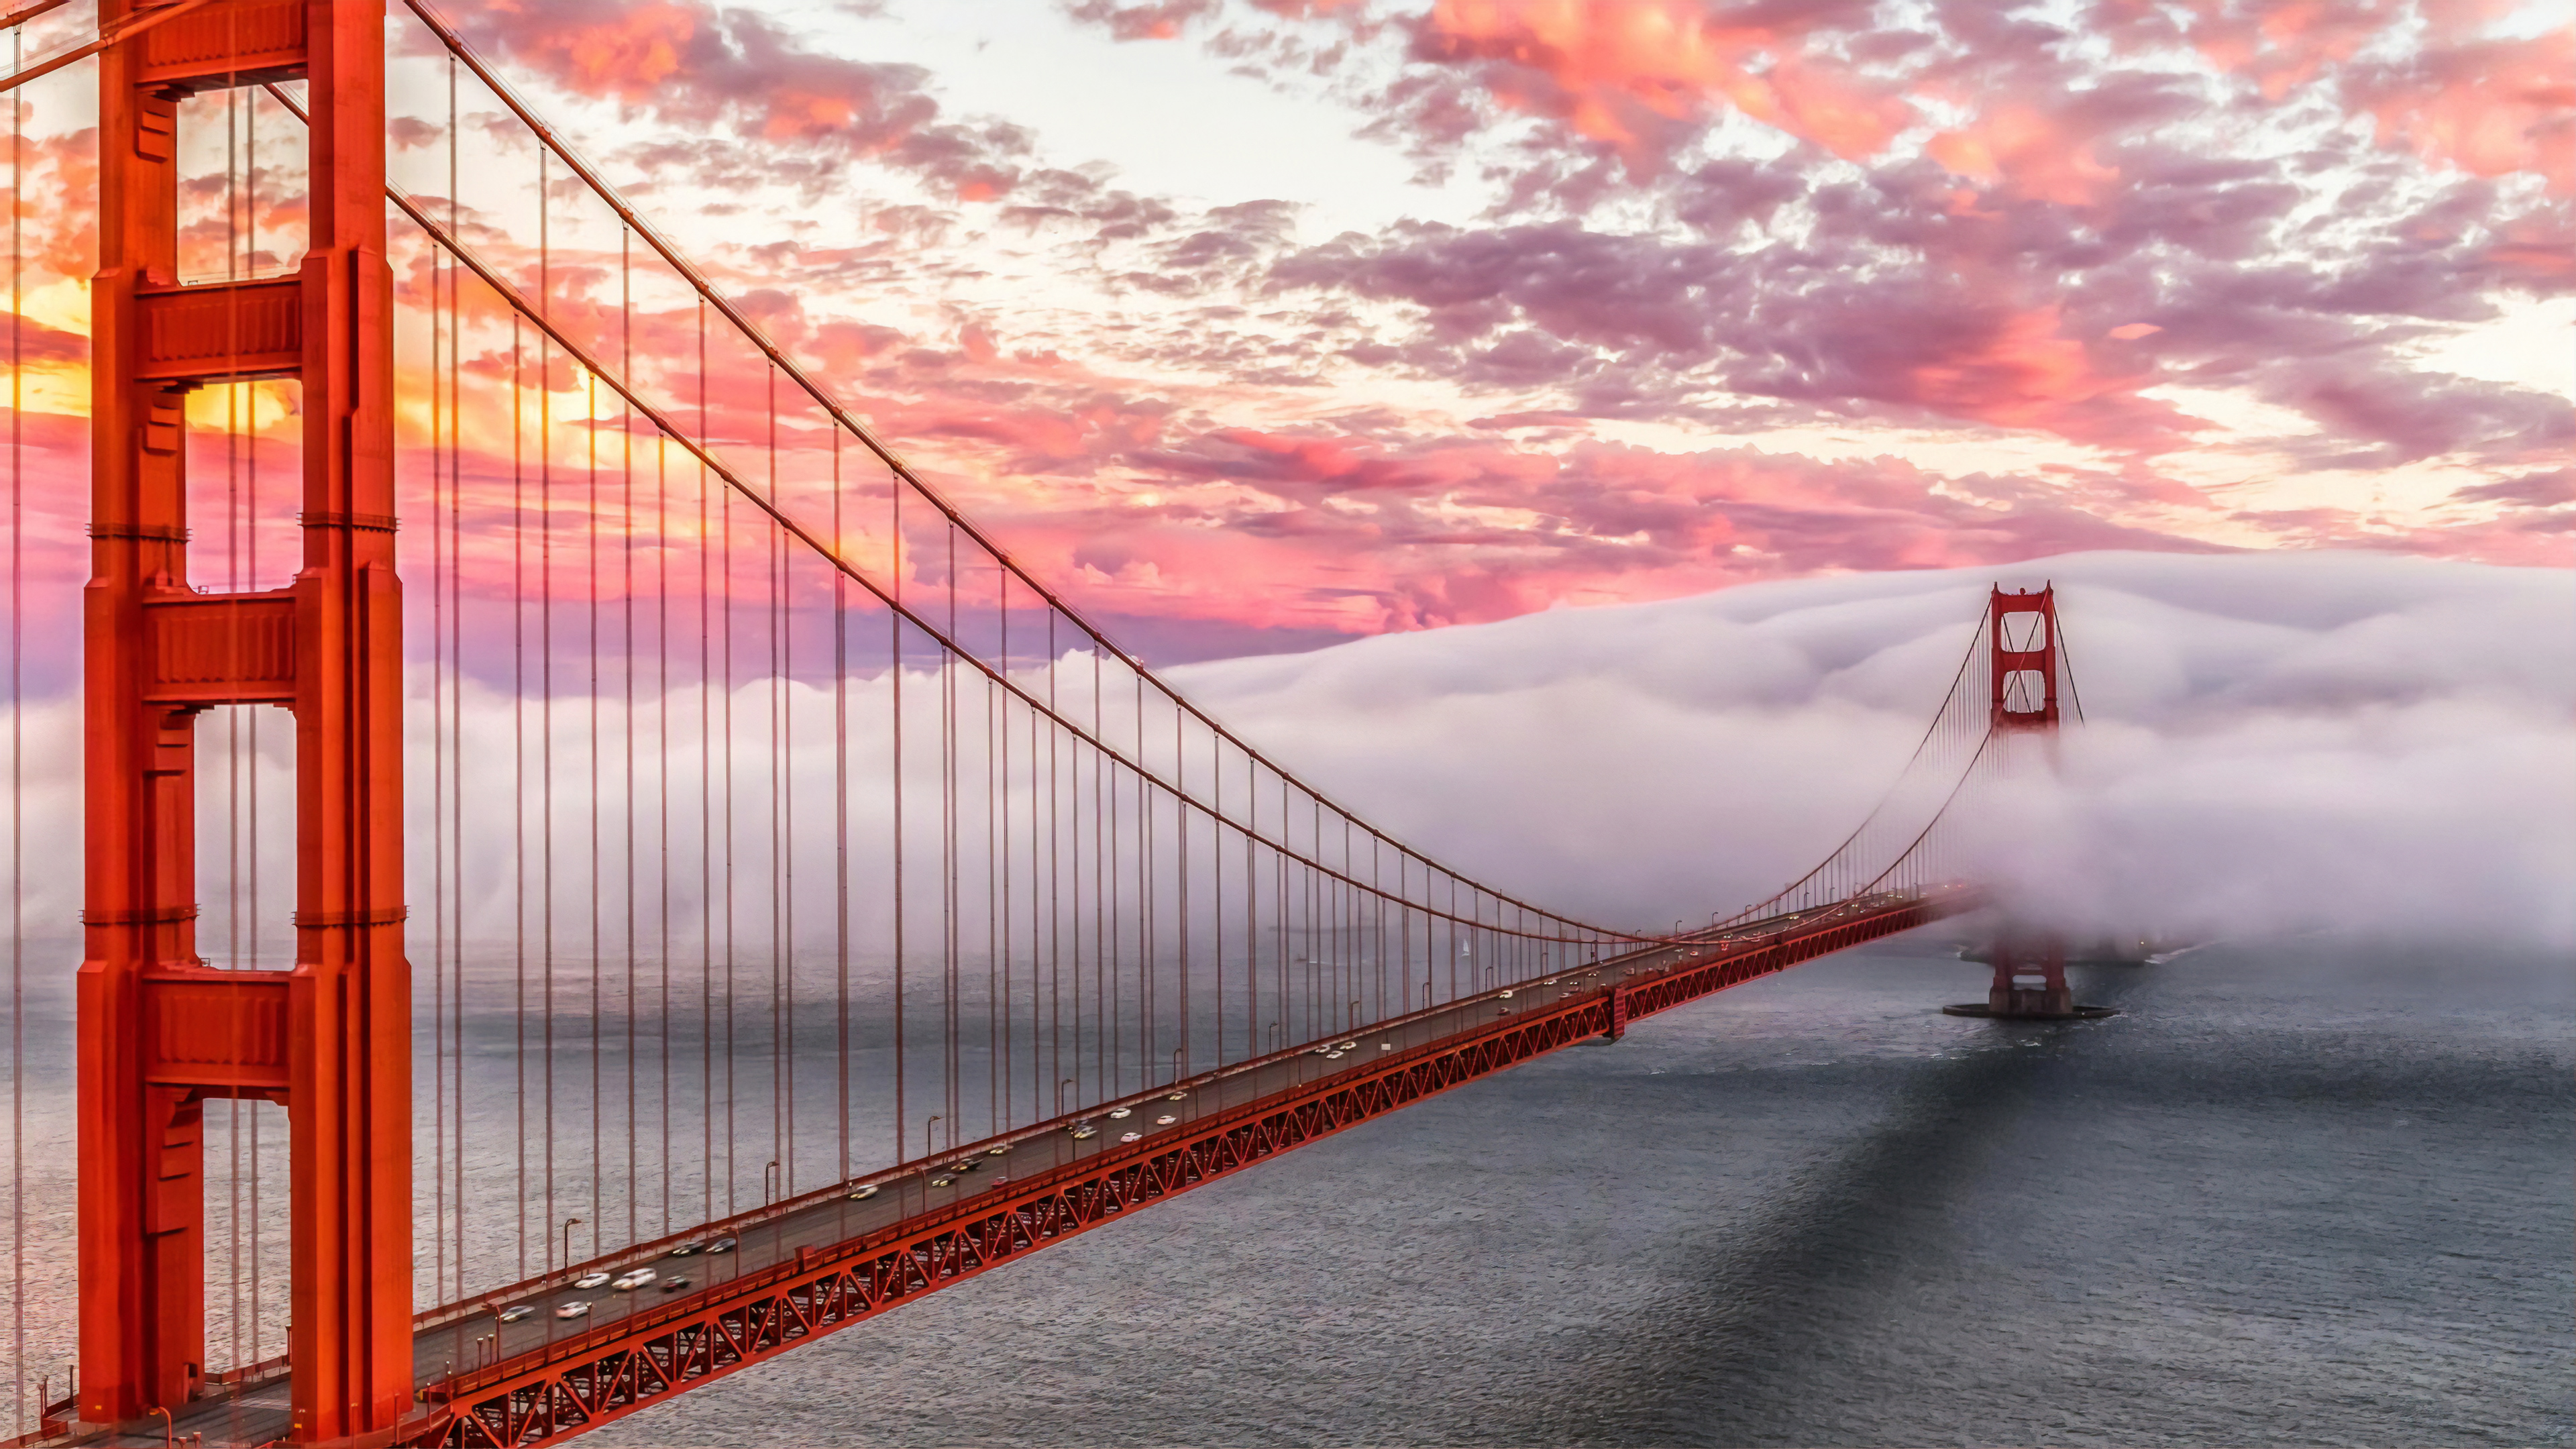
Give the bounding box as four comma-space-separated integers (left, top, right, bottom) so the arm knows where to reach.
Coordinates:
0, 3, 2092, 1444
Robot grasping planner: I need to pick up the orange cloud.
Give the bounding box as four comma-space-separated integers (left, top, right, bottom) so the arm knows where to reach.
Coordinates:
1418, 0, 1909, 165
1925, 105, 2122, 209
1905, 306, 2184, 448
2355, 34, 2576, 193
491, 0, 698, 103
2106, 0, 2571, 191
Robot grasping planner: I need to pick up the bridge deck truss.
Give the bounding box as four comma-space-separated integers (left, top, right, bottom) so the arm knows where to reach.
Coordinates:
415, 888, 1973, 1448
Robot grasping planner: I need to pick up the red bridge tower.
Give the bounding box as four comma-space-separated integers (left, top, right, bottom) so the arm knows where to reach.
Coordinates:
81, 1, 412, 1442
1945, 585, 2108, 1021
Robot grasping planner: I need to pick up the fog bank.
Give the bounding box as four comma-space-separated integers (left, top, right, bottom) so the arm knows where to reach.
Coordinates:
1168, 552, 2576, 948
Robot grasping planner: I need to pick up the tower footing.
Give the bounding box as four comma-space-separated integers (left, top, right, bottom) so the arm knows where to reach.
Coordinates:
1941, 1002, 2117, 1020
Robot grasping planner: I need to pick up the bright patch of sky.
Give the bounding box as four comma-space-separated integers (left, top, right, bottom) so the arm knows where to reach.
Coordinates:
792, 0, 1496, 237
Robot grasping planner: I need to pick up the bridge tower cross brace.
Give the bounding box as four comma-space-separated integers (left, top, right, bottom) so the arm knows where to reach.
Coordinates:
1983, 585, 2068, 1016
80, 1, 410, 1442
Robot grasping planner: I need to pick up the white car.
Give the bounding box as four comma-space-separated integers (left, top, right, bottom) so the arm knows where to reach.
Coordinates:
1155, 1114, 1177, 1125
1107, 1107, 1132, 1119
573, 1272, 611, 1289
497, 1305, 535, 1324
611, 1269, 655, 1291
1118, 1131, 1142, 1143
1069, 1124, 1099, 1140
847, 1183, 881, 1201
554, 1301, 590, 1320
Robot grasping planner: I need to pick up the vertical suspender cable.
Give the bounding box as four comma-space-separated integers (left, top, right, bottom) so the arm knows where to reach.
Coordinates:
621, 228, 639, 1250
720, 340, 737, 1217
697, 297, 715, 1224
539, 154, 561, 1267
5, 23, 21, 1426
832, 429, 849, 1186
445, 53, 468, 1296
587, 348, 603, 1254
996, 573, 1007, 1133
653, 253, 672, 1240
767, 370, 786, 1197
422, 71, 447, 1309
890, 471, 905, 1178
511, 307, 529, 1280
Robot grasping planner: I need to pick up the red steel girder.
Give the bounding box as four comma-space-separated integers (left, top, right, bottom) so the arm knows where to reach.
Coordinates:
407, 888, 1976, 1449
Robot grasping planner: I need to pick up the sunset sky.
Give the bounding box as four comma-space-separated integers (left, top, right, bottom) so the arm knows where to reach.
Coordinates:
7, 0, 2572, 661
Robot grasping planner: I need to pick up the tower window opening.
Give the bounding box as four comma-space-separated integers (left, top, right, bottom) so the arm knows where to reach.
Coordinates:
2002, 669, 2047, 714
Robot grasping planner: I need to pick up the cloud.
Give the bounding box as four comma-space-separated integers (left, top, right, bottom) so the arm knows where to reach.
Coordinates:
1267, 218, 2210, 452
449, 0, 1037, 199
1058, 0, 2569, 479
1402, 0, 1909, 168
1169, 549, 2576, 946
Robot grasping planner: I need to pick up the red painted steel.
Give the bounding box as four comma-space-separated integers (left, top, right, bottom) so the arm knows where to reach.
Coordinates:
405, 888, 1976, 1449
1988, 584, 2059, 733
81, 2, 411, 1441
1983, 585, 2068, 1012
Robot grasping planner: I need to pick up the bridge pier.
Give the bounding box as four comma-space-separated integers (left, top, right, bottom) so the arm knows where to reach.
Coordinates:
1943, 932, 2114, 1020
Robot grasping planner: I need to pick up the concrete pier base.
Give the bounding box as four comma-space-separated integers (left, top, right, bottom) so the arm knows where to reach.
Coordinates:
1941, 1000, 2117, 1020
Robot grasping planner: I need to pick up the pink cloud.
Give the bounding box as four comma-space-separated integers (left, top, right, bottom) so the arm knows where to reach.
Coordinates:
1925, 105, 2123, 210
1407, 0, 1908, 168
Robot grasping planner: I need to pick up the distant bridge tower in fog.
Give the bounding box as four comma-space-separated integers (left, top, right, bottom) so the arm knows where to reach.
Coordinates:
1943, 585, 2110, 1022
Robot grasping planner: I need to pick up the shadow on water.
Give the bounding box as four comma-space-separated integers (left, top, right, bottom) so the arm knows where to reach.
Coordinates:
1421, 966, 2150, 1446
1547, 1016, 2123, 1446
1485, 955, 2572, 1448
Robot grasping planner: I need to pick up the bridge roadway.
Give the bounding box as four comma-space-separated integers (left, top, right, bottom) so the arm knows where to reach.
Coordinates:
100, 888, 1974, 1449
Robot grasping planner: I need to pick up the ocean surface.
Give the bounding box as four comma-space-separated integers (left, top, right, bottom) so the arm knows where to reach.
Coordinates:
568, 934, 2575, 1449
